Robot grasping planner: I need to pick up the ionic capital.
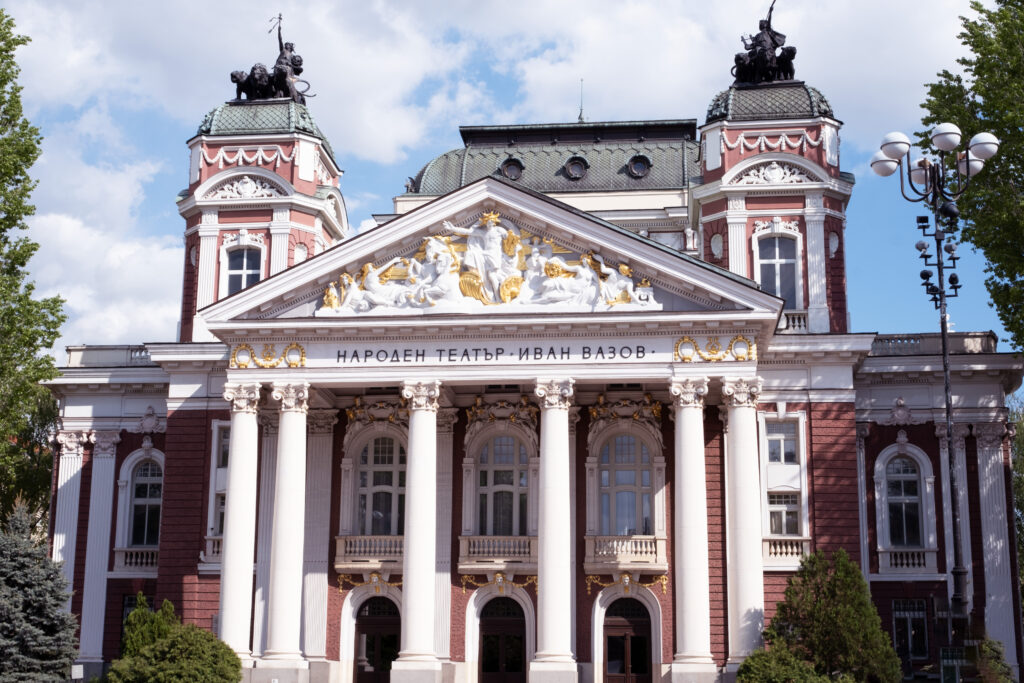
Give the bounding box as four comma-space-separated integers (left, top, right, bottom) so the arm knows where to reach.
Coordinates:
223, 382, 261, 413
535, 378, 574, 410
720, 376, 762, 408
669, 377, 709, 408
308, 409, 339, 434
272, 381, 310, 414
56, 430, 90, 457
402, 380, 441, 412
973, 422, 1007, 451
90, 431, 121, 458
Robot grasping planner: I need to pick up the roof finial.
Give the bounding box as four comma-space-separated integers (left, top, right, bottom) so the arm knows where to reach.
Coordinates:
577, 78, 585, 123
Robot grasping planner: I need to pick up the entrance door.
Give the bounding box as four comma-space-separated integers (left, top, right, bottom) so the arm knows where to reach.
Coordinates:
355, 597, 401, 683
604, 598, 651, 683
480, 597, 526, 683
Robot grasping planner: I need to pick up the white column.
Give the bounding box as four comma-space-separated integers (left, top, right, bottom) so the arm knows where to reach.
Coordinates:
434, 408, 458, 661
219, 382, 262, 660
53, 431, 89, 610
974, 423, 1019, 677
726, 195, 748, 277
669, 378, 716, 682
721, 377, 764, 666
805, 193, 830, 333
530, 379, 578, 683
392, 380, 442, 683
78, 431, 121, 663
252, 413, 278, 656
263, 382, 310, 663
195, 220, 219, 309
302, 409, 338, 660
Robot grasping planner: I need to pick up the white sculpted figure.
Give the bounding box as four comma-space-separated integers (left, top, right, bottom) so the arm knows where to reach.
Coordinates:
443, 213, 520, 303
406, 235, 462, 306
537, 256, 600, 305
351, 258, 407, 309
586, 252, 636, 305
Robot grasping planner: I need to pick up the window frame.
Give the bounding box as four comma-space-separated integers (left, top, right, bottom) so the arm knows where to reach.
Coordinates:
203, 420, 230, 547
757, 408, 809, 541
340, 422, 409, 538
585, 419, 666, 541
462, 420, 539, 538
751, 217, 804, 311
218, 230, 266, 298
596, 434, 656, 536
353, 434, 408, 536
114, 446, 166, 552
873, 442, 938, 554
892, 598, 929, 663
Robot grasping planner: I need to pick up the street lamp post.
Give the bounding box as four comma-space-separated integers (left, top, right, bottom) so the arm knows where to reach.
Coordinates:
870, 124, 999, 645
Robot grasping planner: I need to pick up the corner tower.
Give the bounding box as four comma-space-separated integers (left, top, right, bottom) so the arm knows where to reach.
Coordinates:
176, 99, 348, 341
693, 18, 853, 335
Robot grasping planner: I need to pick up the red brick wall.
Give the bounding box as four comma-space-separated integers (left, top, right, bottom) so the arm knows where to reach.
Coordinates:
703, 219, 728, 270
824, 215, 848, 334
808, 402, 860, 559
871, 580, 947, 667
156, 409, 225, 626
179, 232, 198, 342
102, 578, 157, 661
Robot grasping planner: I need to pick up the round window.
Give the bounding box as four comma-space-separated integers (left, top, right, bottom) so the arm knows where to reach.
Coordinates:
500, 159, 524, 181
627, 155, 652, 178
564, 156, 588, 180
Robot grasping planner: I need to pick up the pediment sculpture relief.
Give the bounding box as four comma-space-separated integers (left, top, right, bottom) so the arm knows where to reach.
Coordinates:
316, 212, 661, 315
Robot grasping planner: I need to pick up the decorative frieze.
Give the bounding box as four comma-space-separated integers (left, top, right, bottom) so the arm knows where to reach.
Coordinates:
732, 161, 811, 185
881, 397, 927, 426
204, 174, 283, 200
345, 396, 409, 429
131, 406, 166, 434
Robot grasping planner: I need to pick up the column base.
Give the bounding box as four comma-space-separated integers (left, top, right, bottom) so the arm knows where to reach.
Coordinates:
391, 657, 443, 683
671, 658, 719, 683
528, 658, 578, 683
249, 659, 310, 683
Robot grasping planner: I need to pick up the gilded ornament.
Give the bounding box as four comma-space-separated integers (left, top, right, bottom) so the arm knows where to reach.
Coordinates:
229, 342, 306, 368
337, 572, 401, 594
499, 276, 524, 303
459, 270, 495, 305
584, 572, 667, 595
460, 572, 537, 595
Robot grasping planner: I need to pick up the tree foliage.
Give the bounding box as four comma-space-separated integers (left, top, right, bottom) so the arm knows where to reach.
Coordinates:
0, 504, 78, 681
1011, 396, 1024, 592
762, 549, 901, 682
0, 9, 66, 528
971, 635, 1014, 682
104, 596, 240, 683
919, 0, 1024, 349
737, 643, 830, 682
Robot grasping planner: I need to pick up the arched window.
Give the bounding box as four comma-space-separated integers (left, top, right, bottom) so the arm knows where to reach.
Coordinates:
886, 457, 922, 547
758, 235, 798, 308
598, 435, 653, 536
355, 436, 406, 535
226, 247, 262, 295
478, 435, 529, 536
130, 460, 163, 547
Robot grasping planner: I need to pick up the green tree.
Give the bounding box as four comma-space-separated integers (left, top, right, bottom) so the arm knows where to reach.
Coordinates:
763, 549, 901, 682
0, 9, 66, 528
106, 622, 241, 683
971, 635, 1014, 682
919, 0, 1024, 350
0, 504, 78, 681
737, 644, 829, 682
1011, 395, 1024, 591
120, 593, 178, 658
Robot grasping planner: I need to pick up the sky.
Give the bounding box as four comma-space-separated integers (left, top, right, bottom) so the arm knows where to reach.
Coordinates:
4, 0, 1011, 358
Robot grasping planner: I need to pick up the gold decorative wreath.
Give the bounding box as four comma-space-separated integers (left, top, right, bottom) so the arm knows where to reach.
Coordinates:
674, 335, 757, 363
461, 572, 537, 595
230, 342, 306, 369
585, 572, 667, 595
337, 571, 401, 595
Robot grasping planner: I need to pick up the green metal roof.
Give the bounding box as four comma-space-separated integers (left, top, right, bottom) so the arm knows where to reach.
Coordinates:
706, 81, 835, 124
196, 100, 336, 164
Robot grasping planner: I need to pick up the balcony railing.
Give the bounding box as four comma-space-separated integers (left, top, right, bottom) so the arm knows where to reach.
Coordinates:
113, 547, 159, 573
584, 535, 668, 574
199, 535, 222, 564
334, 535, 404, 572
878, 548, 938, 574
458, 535, 537, 573
763, 537, 811, 567
778, 310, 808, 334
870, 332, 997, 356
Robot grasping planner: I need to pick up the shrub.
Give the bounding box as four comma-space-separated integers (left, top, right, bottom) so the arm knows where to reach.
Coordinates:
120, 593, 178, 658
106, 622, 241, 683
737, 643, 828, 682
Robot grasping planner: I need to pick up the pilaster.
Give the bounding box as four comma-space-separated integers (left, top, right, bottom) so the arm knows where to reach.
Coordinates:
804, 192, 830, 332
53, 431, 89, 610
726, 195, 748, 277
302, 409, 338, 660
435, 408, 458, 662
78, 430, 121, 663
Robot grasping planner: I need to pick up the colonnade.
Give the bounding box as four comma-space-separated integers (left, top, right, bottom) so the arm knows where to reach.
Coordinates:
217, 374, 764, 682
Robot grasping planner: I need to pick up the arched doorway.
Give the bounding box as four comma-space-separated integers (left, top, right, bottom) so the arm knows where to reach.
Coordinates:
604, 598, 651, 683
480, 597, 526, 683
355, 597, 401, 683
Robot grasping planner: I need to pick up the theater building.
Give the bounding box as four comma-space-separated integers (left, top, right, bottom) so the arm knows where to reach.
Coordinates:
48, 31, 1023, 683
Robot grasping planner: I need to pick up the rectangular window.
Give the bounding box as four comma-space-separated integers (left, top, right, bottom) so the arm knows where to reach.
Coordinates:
768, 493, 800, 535
766, 422, 798, 463
217, 426, 231, 468
893, 599, 928, 661
215, 494, 226, 535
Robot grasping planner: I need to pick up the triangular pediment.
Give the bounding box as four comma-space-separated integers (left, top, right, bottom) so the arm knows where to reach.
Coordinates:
202, 178, 782, 332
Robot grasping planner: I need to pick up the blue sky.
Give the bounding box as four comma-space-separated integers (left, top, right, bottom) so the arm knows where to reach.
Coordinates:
5, 0, 1010, 355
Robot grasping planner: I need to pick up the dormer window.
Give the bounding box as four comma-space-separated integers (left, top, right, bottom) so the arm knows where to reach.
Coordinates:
751, 217, 804, 311
500, 158, 524, 181
564, 155, 589, 180
226, 247, 262, 295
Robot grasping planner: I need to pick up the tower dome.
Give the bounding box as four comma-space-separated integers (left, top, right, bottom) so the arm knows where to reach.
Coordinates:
705, 82, 834, 125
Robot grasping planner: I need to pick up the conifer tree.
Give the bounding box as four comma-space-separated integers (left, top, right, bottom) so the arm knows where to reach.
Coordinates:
762, 549, 901, 682
0, 505, 78, 681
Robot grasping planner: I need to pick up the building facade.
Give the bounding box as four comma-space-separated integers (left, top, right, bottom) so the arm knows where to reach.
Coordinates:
49, 57, 1022, 683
